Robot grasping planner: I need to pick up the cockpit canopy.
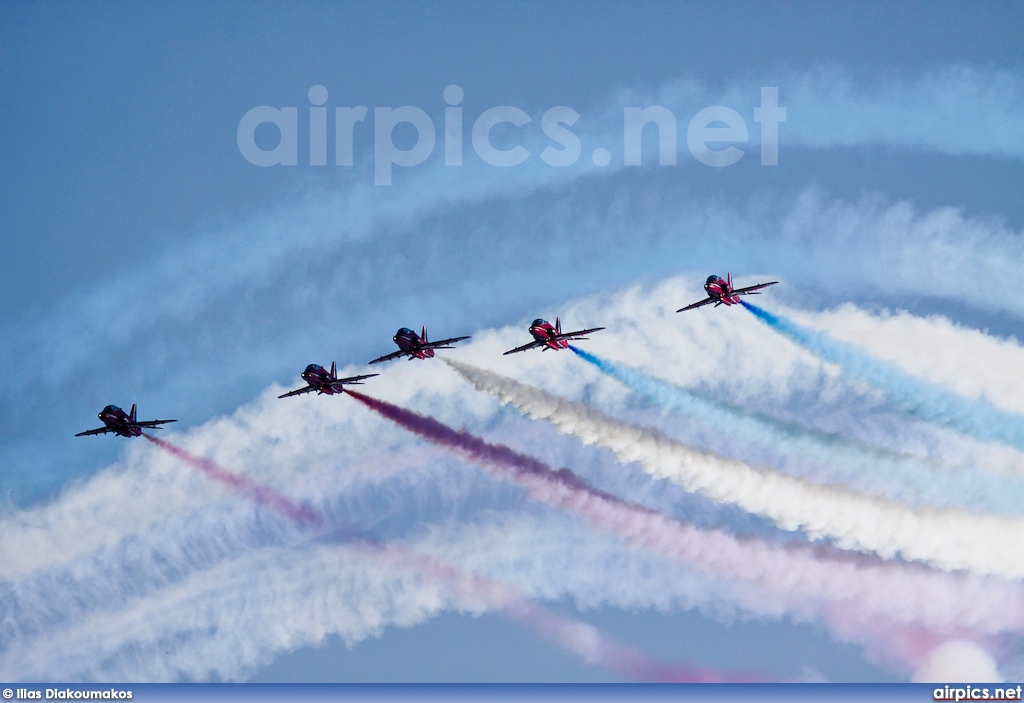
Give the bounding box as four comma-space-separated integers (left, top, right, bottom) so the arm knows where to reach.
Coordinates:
102, 405, 120, 414
397, 327, 415, 337
706, 275, 722, 285
304, 364, 323, 373
531, 319, 548, 327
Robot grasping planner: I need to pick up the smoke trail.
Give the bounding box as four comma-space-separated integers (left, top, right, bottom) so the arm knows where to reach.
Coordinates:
347, 387, 1024, 635
444, 359, 1024, 579
810, 305, 1024, 418
140, 433, 738, 682
3, 523, 769, 683
361, 539, 762, 683
742, 302, 1024, 452
11, 66, 1024, 505
143, 434, 321, 527
569, 345, 1024, 516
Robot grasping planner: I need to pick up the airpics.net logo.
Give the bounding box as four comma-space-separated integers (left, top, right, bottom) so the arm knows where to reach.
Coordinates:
236, 84, 786, 185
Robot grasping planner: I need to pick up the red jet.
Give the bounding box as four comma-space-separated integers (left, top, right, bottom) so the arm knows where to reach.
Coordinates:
676, 273, 778, 312
75, 404, 177, 437
278, 361, 378, 399
503, 317, 605, 355
369, 326, 471, 364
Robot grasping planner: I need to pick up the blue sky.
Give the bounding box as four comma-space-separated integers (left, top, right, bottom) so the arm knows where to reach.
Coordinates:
1, 0, 1023, 684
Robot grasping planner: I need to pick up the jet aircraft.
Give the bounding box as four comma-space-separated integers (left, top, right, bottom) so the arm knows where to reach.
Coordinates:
278, 361, 378, 399
369, 326, 471, 364
503, 317, 605, 355
75, 404, 177, 437
676, 273, 778, 312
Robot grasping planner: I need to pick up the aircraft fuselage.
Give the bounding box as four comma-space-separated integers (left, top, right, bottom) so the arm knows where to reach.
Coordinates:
300, 364, 344, 394
97, 405, 142, 437
529, 320, 569, 350
704, 275, 742, 306
394, 328, 434, 359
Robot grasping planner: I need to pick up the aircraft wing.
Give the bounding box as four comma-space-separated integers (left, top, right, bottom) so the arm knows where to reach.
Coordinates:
421, 335, 471, 350
553, 326, 605, 341
75, 426, 116, 437
676, 297, 716, 312
368, 349, 409, 365
503, 340, 543, 355
278, 385, 318, 398
335, 373, 380, 384
134, 419, 177, 428
732, 281, 778, 296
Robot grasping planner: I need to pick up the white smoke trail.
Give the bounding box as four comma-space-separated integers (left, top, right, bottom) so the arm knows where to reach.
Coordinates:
809, 305, 1024, 416
446, 359, 1024, 579
570, 345, 1024, 515
9, 273, 1024, 680
0, 502, 787, 682
0, 383, 1002, 682
0, 446, 776, 683
348, 383, 1024, 639
743, 301, 1024, 454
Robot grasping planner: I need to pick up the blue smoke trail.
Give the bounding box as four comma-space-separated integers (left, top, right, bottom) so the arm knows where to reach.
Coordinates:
741, 301, 1024, 452
569, 344, 1024, 516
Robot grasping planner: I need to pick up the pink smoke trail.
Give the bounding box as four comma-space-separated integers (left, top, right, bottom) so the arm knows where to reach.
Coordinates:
359, 540, 767, 683
143, 433, 322, 526
344, 390, 1024, 643
143, 432, 759, 681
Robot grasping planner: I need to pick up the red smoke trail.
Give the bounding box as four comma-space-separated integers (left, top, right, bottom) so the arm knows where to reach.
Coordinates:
345, 389, 994, 675
142, 432, 763, 681
346, 390, 652, 510
143, 433, 321, 526
346, 390, 801, 561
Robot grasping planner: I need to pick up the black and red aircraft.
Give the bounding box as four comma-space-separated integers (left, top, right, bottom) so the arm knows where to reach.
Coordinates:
75, 404, 177, 437
676, 273, 778, 312
503, 317, 604, 355
278, 361, 378, 399
369, 326, 471, 364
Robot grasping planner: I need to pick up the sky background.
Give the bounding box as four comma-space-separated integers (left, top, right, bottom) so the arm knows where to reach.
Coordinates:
1, 0, 1023, 685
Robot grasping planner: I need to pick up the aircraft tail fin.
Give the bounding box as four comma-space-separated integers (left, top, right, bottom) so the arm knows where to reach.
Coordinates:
422, 325, 428, 343
130, 403, 137, 423
330, 361, 337, 378
555, 317, 561, 335
727, 272, 732, 290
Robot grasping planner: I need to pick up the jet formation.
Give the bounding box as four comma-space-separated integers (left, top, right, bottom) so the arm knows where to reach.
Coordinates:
77, 274, 777, 436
